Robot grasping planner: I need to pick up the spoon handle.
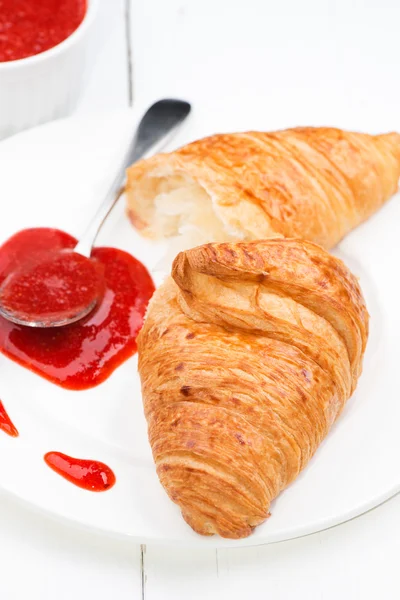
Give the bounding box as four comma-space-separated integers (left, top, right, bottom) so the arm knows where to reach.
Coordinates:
74, 99, 191, 257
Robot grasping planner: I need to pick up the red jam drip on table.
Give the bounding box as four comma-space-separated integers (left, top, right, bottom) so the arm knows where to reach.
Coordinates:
0, 228, 155, 390
0, 251, 105, 325
44, 452, 116, 492
0, 400, 19, 438
0, 0, 87, 63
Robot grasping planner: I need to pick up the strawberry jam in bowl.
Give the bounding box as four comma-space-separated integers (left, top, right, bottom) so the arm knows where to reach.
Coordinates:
0, 0, 87, 63
0, 0, 98, 139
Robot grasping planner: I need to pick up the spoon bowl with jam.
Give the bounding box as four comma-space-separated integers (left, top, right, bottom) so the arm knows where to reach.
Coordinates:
0, 250, 105, 327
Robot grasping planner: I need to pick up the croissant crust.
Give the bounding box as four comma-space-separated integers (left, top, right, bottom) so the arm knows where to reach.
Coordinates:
138, 238, 369, 538
126, 127, 400, 249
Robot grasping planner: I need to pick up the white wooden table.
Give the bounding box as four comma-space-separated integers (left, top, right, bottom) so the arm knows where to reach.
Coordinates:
1, 1, 399, 597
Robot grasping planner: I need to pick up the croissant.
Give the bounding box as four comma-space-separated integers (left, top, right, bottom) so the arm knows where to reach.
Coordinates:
126, 127, 400, 250
137, 238, 369, 538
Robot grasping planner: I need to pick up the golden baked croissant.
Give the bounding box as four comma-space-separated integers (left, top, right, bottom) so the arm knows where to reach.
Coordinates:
137, 238, 369, 538
126, 127, 400, 249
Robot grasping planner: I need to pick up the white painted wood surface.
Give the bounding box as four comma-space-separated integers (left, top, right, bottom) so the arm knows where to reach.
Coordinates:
0, 492, 141, 599
130, 0, 400, 132
0, 0, 399, 598
78, 0, 130, 112
143, 496, 400, 600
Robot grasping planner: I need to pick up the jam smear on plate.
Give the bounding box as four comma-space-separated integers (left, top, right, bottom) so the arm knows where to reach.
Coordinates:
0, 400, 19, 437
44, 451, 116, 492
0, 0, 87, 63
0, 228, 155, 390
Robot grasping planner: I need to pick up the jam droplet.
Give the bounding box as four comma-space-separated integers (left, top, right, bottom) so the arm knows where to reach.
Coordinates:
44, 452, 116, 492
0, 400, 19, 437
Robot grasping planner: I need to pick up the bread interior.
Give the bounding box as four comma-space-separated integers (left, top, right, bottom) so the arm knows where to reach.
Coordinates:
138, 174, 243, 265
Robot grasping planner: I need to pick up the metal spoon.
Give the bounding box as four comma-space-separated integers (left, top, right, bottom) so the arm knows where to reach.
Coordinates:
0, 99, 191, 328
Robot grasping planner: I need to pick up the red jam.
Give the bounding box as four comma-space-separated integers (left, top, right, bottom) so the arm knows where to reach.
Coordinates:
0, 400, 19, 437
0, 228, 155, 390
0, 251, 104, 326
0, 0, 87, 63
44, 451, 116, 492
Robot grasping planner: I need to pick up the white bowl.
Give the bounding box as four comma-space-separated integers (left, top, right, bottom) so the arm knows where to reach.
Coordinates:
0, 0, 99, 140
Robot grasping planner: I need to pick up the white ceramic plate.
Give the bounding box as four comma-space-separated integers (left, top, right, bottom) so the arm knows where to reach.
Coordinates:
0, 108, 398, 548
